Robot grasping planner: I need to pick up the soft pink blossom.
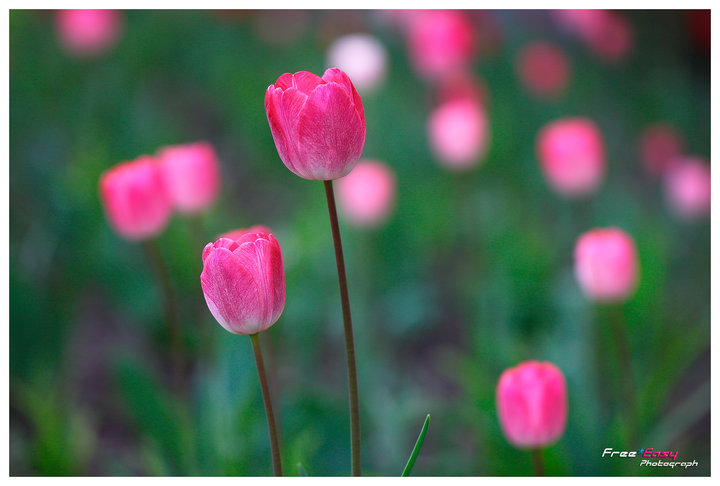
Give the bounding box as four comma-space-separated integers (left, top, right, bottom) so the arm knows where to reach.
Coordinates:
56, 9, 123, 57
265, 68, 366, 180
157, 142, 220, 214
574, 228, 639, 302
537, 118, 605, 197
553, 10, 632, 62
201, 233, 285, 335
516, 42, 571, 98
497, 361, 568, 449
664, 157, 711, 220
337, 160, 396, 227
99, 156, 172, 241
326, 34, 388, 94
428, 97, 489, 170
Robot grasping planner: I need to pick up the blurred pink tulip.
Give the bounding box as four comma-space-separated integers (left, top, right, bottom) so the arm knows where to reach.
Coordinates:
201, 232, 285, 335
516, 42, 571, 98
99, 156, 172, 241
537, 118, 605, 197
407, 10, 475, 80
664, 157, 711, 220
574, 228, 639, 302
553, 10, 632, 62
265, 68, 366, 180
220, 225, 274, 242
55, 9, 123, 57
428, 97, 489, 170
337, 160, 396, 227
157, 142, 220, 214
326, 33, 388, 94
638, 124, 684, 176
497, 361, 568, 449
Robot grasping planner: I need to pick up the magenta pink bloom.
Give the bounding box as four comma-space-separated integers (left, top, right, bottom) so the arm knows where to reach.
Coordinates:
516, 42, 571, 98
664, 157, 711, 220
157, 142, 220, 214
428, 96, 489, 170
638, 124, 684, 176
497, 361, 568, 449
574, 228, 639, 302
265, 68, 366, 181
99, 156, 172, 241
201, 232, 285, 335
55, 9, 123, 57
407, 10, 475, 80
220, 225, 274, 242
337, 159, 396, 227
537, 118, 605, 197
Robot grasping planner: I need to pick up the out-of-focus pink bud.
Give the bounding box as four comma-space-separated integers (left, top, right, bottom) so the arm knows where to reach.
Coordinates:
553, 10, 632, 62
265, 68, 366, 181
99, 156, 173, 241
638, 124, 684, 176
201, 233, 285, 335
574, 228, 639, 302
407, 10, 475, 80
664, 157, 711, 220
326, 33, 388, 94
536, 118, 605, 197
496, 361, 568, 449
336, 159, 396, 227
157, 142, 220, 214
220, 225, 274, 242
428, 97, 489, 170
55, 9, 123, 57
516, 42, 571, 98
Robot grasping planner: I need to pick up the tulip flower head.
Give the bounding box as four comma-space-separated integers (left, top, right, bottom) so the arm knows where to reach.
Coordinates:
201, 232, 285, 335
337, 159, 396, 227
639, 124, 684, 176
99, 156, 172, 241
516, 42, 571, 99
265, 68, 366, 181
326, 33, 388, 94
428, 96, 489, 170
664, 157, 711, 220
553, 10, 632, 62
496, 361, 568, 449
574, 228, 639, 302
537, 118, 605, 197
55, 9, 123, 57
157, 141, 220, 214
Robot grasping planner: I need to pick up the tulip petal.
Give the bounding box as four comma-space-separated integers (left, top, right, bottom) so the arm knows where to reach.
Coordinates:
322, 67, 365, 121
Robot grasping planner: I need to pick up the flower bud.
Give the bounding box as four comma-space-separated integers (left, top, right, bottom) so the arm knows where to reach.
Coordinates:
265, 68, 366, 181
664, 157, 711, 220
99, 156, 172, 241
536, 118, 605, 197
201, 233, 285, 335
428, 96, 489, 170
574, 228, 639, 302
337, 159, 396, 227
497, 361, 568, 449
326, 33, 388, 94
55, 9, 122, 58
157, 142, 220, 214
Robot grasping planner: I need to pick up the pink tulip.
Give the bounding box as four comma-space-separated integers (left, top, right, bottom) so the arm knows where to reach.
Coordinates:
99, 156, 172, 241
157, 142, 220, 214
537, 118, 605, 197
201, 232, 285, 335
497, 361, 568, 449
406, 10, 475, 80
664, 157, 711, 220
516, 42, 570, 98
55, 9, 122, 57
428, 96, 489, 170
638, 124, 684, 176
336, 160, 396, 227
553, 10, 632, 62
220, 225, 274, 242
326, 34, 388, 94
574, 228, 639, 302
265, 68, 366, 181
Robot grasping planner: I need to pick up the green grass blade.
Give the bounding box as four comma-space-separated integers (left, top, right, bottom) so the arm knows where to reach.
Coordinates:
401, 414, 430, 477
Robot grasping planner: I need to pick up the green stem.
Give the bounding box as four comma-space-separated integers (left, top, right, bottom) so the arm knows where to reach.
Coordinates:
143, 239, 185, 392
402, 414, 430, 476
323, 180, 362, 476
250, 333, 283, 476
531, 448, 544, 476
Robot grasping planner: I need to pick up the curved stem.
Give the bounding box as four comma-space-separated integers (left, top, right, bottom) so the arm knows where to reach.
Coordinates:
323, 180, 362, 476
531, 448, 544, 476
250, 333, 283, 476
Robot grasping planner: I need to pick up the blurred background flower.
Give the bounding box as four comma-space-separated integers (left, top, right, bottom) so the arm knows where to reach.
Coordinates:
9, 9, 710, 476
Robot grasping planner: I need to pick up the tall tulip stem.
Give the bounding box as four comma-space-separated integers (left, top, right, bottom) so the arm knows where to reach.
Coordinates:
250, 333, 283, 476
323, 180, 362, 476
143, 239, 184, 391
532, 448, 544, 476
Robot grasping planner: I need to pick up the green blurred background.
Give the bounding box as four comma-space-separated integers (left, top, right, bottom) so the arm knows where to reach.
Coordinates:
9, 9, 710, 476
